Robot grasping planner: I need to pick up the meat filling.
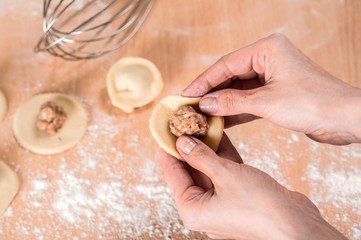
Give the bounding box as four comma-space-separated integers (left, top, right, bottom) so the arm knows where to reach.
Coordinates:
169, 106, 209, 138
37, 101, 67, 134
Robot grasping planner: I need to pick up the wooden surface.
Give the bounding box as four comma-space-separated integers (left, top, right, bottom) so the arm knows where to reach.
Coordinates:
0, 0, 360, 239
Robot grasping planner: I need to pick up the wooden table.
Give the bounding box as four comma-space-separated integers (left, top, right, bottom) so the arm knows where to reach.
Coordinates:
0, 0, 360, 239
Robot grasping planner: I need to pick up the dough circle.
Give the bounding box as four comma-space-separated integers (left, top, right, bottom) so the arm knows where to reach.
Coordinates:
0, 90, 7, 122
0, 161, 19, 214
13, 93, 88, 155
149, 95, 224, 160
107, 57, 163, 113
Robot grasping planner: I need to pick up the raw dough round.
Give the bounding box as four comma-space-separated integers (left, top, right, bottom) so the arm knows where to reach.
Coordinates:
13, 93, 88, 155
0, 161, 19, 214
0, 90, 7, 122
149, 95, 224, 160
107, 57, 163, 113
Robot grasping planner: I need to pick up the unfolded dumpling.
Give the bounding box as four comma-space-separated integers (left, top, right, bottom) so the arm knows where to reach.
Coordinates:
13, 93, 87, 155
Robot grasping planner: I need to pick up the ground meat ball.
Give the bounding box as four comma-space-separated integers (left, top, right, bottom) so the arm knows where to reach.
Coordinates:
169, 105, 209, 138
37, 101, 67, 134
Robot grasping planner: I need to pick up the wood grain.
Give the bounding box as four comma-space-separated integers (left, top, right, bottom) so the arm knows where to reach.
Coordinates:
0, 0, 360, 239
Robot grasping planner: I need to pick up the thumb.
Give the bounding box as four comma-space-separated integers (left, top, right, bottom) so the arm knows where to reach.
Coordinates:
199, 88, 266, 117
176, 135, 229, 185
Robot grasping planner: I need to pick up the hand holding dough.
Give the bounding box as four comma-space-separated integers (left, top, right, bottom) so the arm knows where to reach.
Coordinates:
107, 57, 163, 113
0, 90, 7, 122
149, 95, 224, 160
0, 161, 19, 214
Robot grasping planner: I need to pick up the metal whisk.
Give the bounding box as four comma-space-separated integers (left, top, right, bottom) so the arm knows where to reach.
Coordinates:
34, 0, 155, 60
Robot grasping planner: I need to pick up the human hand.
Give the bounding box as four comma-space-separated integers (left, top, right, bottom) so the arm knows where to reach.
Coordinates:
160, 133, 347, 240
182, 33, 361, 145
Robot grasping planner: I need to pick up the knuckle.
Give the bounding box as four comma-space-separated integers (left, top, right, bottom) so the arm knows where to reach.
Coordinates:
187, 143, 229, 182
249, 89, 269, 115
269, 32, 287, 41
189, 144, 209, 162
264, 32, 291, 50
220, 59, 234, 79
220, 90, 237, 113
201, 75, 214, 92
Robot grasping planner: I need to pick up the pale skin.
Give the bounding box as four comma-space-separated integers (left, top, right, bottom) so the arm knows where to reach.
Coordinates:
159, 33, 361, 239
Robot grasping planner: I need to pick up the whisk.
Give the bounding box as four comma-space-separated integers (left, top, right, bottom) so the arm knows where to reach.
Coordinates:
34, 0, 155, 60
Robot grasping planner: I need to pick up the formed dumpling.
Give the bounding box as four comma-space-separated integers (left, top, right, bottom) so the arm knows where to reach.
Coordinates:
149, 95, 224, 160
107, 57, 163, 113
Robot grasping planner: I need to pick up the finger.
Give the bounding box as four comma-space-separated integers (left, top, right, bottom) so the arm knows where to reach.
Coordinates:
211, 75, 264, 94
159, 147, 205, 204
185, 163, 213, 190
211, 78, 233, 92
176, 136, 232, 187
216, 133, 243, 163
224, 114, 260, 128
182, 44, 256, 97
229, 76, 265, 90
199, 88, 267, 116
182, 33, 290, 97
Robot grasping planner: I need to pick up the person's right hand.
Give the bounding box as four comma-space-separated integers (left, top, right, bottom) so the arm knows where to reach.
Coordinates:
182, 33, 361, 145
160, 134, 347, 240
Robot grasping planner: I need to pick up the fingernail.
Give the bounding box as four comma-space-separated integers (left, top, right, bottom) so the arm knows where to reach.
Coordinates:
200, 97, 218, 113
177, 136, 197, 155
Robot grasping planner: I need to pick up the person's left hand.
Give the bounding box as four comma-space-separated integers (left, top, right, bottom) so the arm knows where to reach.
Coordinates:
159, 133, 346, 240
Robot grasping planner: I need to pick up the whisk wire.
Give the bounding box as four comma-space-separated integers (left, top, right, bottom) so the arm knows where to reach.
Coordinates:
43, 0, 115, 50
34, 0, 155, 60
51, 0, 134, 58
44, 0, 141, 59
54, 0, 99, 30
55, 0, 135, 40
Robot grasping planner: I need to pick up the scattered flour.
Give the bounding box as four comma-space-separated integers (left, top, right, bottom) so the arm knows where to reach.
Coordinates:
0, 1, 360, 239
0, 103, 191, 239
290, 132, 300, 142
233, 124, 361, 240
306, 165, 361, 211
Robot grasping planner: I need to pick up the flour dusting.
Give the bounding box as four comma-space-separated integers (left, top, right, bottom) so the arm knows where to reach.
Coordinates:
232, 123, 361, 240
0, 100, 191, 239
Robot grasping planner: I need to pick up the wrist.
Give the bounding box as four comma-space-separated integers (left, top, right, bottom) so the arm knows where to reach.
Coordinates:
321, 86, 361, 145
267, 192, 347, 240
290, 217, 347, 240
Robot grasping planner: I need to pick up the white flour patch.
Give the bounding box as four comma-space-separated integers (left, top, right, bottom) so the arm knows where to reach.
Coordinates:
33, 179, 49, 192
306, 162, 361, 212
53, 166, 97, 223
305, 152, 361, 240
290, 132, 300, 142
